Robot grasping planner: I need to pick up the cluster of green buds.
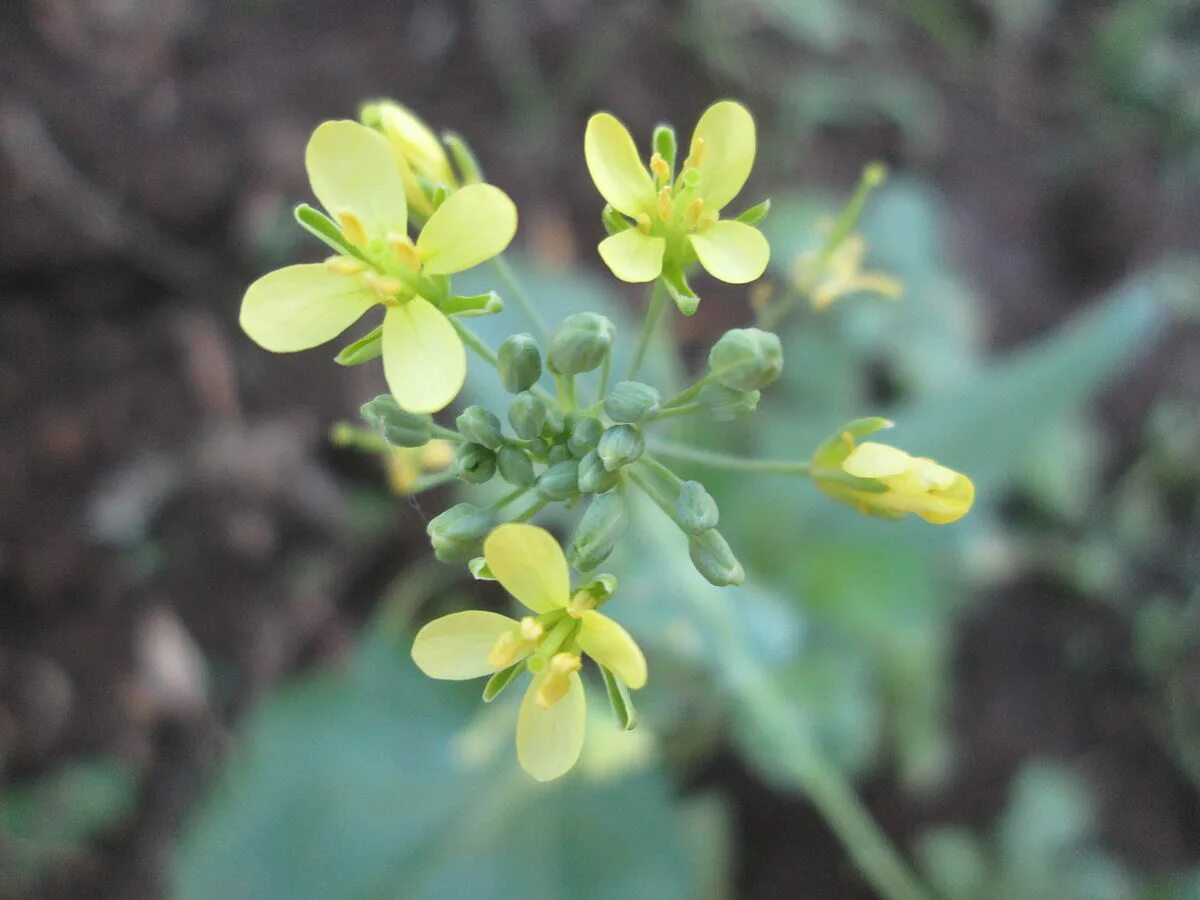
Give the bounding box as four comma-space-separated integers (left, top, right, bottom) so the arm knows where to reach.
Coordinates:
238, 97, 974, 781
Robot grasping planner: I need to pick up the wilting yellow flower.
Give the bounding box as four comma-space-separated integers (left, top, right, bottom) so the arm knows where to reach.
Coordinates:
584, 101, 769, 291
798, 234, 903, 311
812, 419, 974, 524
411, 524, 647, 781
385, 440, 455, 494
240, 120, 517, 413
362, 100, 457, 218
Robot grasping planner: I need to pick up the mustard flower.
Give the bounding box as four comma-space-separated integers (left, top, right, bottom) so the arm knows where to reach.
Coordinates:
799, 234, 904, 311
584, 100, 769, 301
812, 419, 974, 524
240, 120, 517, 413
411, 524, 647, 781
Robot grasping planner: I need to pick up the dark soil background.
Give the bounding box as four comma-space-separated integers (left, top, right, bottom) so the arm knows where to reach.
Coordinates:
1, 1, 1198, 897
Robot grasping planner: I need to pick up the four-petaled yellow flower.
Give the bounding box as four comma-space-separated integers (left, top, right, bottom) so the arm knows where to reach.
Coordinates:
812, 419, 974, 524
240, 120, 517, 413
411, 524, 647, 782
585, 100, 769, 296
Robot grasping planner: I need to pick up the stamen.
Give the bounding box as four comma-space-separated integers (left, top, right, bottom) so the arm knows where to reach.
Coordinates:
387, 232, 422, 271
323, 255, 365, 276
683, 198, 704, 230
683, 136, 706, 169
487, 631, 522, 668
696, 209, 718, 230
635, 212, 653, 235
519, 616, 544, 641
566, 590, 596, 619
841, 432, 855, 452
649, 152, 671, 182
336, 210, 369, 247
363, 271, 406, 300
656, 186, 673, 224
535, 653, 582, 709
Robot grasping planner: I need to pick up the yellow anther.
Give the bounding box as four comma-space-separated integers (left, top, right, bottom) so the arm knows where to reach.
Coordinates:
683, 198, 705, 230
649, 152, 671, 182
335, 210, 369, 247
683, 136, 706, 169
519, 616, 545, 641
566, 590, 596, 619
387, 232, 422, 271
635, 212, 653, 235
487, 631, 523, 668
535, 653, 582, 709
551, 652, 582, 674
841, 431, 855, 452
323, 255, 365, 276
363, 271, 406, 300
656, 186, 674, 224
696, 209, 718, 230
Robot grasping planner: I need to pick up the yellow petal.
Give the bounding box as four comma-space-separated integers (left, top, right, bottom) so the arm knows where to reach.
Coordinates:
416, 184, 518, 275
483, 524, 569, 614
841, 442, 913, 479
305, 120, 408, 242
576, 611, 647, 689
688, 220, 770, 284
239, 264, 375, 352
913, 473, 975, 525
411, 610, 522, 680
381, 298, 466, 413
517, 671, 586, 781
597, 229, 666, 283
689, 100, 756, 211
375, 102, 456, 187
584, 113, 655, 218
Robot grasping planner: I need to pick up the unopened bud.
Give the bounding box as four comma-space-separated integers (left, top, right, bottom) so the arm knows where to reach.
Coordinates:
537, 460, 579, 501
688, 529, 745, 586
507, 391, 547, 441
452, 442, 496, 484
496, 445, 536, 487
567, 491, 629, 571
708, 328, 783, 391
604, 381, 661, 423
676, 480, 719, 534
597, 424, 645, 472
497, 333, 543, 393
427, 503, 493, 563
577, 450, 621, 494
360, 394, 432, 447
456, 405, 504, 450
548, 313, 615, 375
547, 443, 573, 466
568, 416, 605, 457
698, 383, 760, 421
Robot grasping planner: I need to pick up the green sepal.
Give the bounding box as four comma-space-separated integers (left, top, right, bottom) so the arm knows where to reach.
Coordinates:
294, 204, 364, 260
442, 131, 483, 184
574, 574, 618, 608
467, 557, 496, 580
602, 204, 633, 236
441, 291, 503, 318
599, 664, 638, 731
577, 450, 620, 494
661, 269, 700, 316
334, 324, 384, 366
483, 662, 524, 703
811, 417, 894, 468
566, 490, 629, 572
735, 198, 771, 226
496, 446, 536, 487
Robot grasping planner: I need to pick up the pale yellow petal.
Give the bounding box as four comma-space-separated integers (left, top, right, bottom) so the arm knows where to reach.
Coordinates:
240, 264, 375, 352
914, 474, 975, 525
376, 102, 456, 187
689, 100, 756, 211
411, 610, 521, 680
688, 220, 770, 284
416, 184, 518, 275
576, 611, 647, 689
305, 120, 408, 241
483, 524, 569, 613
584, 113, 655, 218
517, 672, 586, 782
597, 229, 665, 283
842, 442, 913, 479
381, 298, 466, 413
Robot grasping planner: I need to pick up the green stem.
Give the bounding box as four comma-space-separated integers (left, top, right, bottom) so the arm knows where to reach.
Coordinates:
626, 279, 667, 380
647, 402, 702, 421
659, 374, 712, 410
596, 352, 612, 404
407, 471, 458, 493
509, 496, 548, 523
647, 438, 811, 476
431, 424, 466, 442
556, 372, 577, 411
491, 485, 530, 511
625, 464, 687, 531
491, 254, 548, 341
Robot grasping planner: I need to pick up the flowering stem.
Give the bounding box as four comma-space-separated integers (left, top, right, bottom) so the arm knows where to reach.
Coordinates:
430, 424, 466, 443
491, 254, 548, 342
596, 352, 612, 404
508, 496, 548, 524
647, 402, 702, 421
626, 279, 667, 380
491, 485, 530, 511
647, 438, 811, 476
556, 372, 577, 411
658, 374, 713, 410
407, 471, 458, 493
624, 465, 687, 531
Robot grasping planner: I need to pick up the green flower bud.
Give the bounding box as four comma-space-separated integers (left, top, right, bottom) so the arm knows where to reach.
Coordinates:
698, 383, 760, 421
496, 445, 536, 487
688, 529, 745, 586
708, 328, 783, 391
427, 503, 493, 563
547, 313, 615, 375
597, 424, 645, 472
452, 442, 496, 484
676, 480, 719, 535
577, 450, 621, 494
568, 416, 605, 457
542, 404, 567, 437
567, 491, 629, 572
537, 460, 579, 501
507, 391, 547, 441
496, 333, 542, 393
360, 395, 432, 447
528, 437, 552, 460
547, 443, 573, 466
456, 405, 504, 450
604, 381, 661, 423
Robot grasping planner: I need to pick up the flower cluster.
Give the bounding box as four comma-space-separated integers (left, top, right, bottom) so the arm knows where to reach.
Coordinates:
238, 98, 974, 780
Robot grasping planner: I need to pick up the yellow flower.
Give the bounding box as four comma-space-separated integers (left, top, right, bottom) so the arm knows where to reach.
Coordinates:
385, 440, 455, 494
798, 234, 903, 311
362, 100, 457, 218
812, 419, 974, 524
584, 101, 769, 292
239, 120, 517, 413
411, 523, 647, 782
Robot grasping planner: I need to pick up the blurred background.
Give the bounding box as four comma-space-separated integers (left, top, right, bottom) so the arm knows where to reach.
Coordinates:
1, 0, 1199, 897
